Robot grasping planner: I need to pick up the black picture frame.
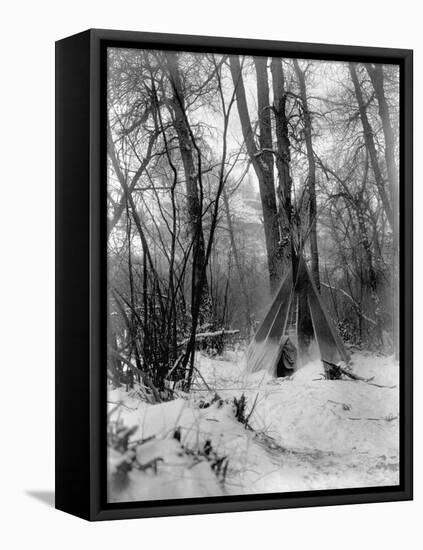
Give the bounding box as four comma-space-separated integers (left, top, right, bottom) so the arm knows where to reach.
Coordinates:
55, 28, 413, 521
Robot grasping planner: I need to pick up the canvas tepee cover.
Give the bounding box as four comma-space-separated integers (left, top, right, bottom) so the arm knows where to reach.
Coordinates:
246, 256, 350, 376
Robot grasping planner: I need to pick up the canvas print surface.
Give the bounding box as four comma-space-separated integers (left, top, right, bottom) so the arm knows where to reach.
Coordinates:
106, 47, 400, 503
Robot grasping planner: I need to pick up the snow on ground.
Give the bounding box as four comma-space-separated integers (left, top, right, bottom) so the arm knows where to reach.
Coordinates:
108, 350, 399, 502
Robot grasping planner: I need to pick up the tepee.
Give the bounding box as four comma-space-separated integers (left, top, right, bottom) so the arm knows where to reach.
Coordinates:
246, 254, 350, 377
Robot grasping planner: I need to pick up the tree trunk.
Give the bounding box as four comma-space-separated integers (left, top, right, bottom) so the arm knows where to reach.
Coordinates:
165, 52, 211, 325
349, 63, 394, 228
229, 55, 282, 295
365, 64, 398, 224
223, 188, 252, 332
365, 63, 399, 356
356, 206, 382, 343
270, 58, 292, 271
293, 60, 320, 290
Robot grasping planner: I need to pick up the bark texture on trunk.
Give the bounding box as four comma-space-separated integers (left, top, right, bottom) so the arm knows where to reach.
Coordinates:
229, 55, 282, 295
271, 58, 292, 271
365, 63, 399, 355
293, 59, 320, 290
349, 63, 394, 228
223, 189, 252, 332
166, 52, 210, 323
365, 64, 399, 227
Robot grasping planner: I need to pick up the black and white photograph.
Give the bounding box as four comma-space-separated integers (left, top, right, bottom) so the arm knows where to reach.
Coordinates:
106, 46, 401, 503
1, 0, 420, 540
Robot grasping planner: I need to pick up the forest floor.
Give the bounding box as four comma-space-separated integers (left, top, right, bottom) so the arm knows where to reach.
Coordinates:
107, 351, 399, 502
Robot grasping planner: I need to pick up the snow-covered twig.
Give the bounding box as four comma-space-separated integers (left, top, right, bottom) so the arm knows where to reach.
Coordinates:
107, 400, 139, 412
177, 329, 240, 348
244, 393, 260, 427
320, 282, 377, 326
347, 415, 398, 422
193, 365, 217, 395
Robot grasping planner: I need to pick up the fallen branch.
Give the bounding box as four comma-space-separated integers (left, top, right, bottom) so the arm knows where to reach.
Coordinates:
107, 400, 139, 412
177, 329, 240, 348
362, 381, 397, 389
347, 415, 398, 422
322, 359, 396, 388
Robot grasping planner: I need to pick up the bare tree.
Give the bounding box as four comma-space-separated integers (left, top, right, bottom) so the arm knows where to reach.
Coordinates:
271, 58, 293, 270
229, 55, 283, 294
349, 63, 394, 228
165, 52, 211, 325
365, 63, 399, 354
349, 62, 398, 354
293, 59, 320, 290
